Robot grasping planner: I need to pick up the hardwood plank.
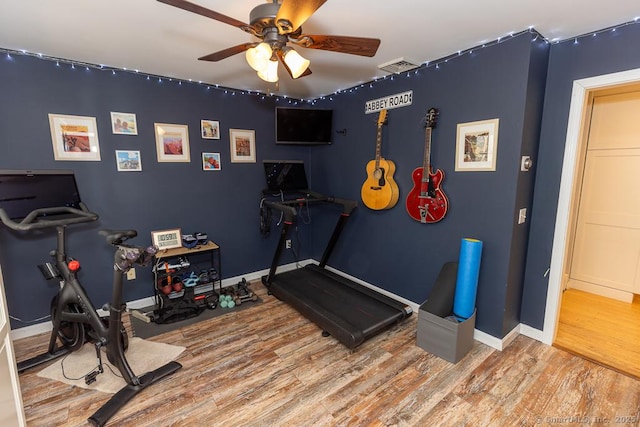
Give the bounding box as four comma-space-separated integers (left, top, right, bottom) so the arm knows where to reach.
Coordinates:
555, 288, 640, 378
13, 282, 640, 426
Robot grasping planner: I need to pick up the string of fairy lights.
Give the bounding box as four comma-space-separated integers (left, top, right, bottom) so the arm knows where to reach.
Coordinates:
2, 17, 639, 105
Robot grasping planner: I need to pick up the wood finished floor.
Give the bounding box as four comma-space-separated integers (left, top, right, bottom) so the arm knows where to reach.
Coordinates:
14, 283, 640, 426
554, 288, 640, 379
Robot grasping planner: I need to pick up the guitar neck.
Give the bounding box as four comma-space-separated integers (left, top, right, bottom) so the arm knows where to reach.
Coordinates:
422, 127, 432, 181
374, 123, 383, 169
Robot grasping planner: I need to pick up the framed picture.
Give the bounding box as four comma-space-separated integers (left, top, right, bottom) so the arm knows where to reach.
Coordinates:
201, 120, 220, 139
48, 114, 101, 161
110, 112, 138, 135
202, 152, 221, 171
115, 150, 142, 172
151, 228, 182, 250
154, 123, 190, 162
455, 118, 500, 172
229, 128, 256, 163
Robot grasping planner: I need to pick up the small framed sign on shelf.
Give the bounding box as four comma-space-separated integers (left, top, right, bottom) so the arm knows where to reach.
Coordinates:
151, 228, 182, 250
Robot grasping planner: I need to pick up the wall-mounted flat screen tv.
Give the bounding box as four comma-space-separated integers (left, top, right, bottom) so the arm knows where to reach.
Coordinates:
275, 107, 333, 145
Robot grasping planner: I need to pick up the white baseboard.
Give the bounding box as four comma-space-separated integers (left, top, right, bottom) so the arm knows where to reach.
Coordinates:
322, 264, 517, 351
10, 261, 309, 341
11, 259, 547, 351
518, 323, 544, 342
568, 280, 633, 303
10, 321, 53, 341
322, 264, 420, 313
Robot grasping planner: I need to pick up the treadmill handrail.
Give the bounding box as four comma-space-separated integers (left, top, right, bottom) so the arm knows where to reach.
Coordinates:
262, 191, 358, 286
262, 200, 297, 223
263, 191, 357, 217
0, 203, 98, 231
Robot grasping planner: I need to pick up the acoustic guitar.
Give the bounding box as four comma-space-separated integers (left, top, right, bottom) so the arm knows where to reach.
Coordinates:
405, 107, 449, 223
361, 110, 399, 210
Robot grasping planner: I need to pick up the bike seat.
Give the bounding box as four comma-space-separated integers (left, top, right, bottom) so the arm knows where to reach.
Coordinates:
99, 229, 138, 245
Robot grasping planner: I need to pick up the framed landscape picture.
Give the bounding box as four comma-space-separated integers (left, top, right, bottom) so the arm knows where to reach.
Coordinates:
115, 150, 142, 171
229, 128, 256, 163
48, 113, 101, 161
154, 123, 190, 162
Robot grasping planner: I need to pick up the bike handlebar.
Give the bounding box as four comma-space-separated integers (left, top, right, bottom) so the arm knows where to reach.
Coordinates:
0, 204, 98, 231
115, 245, 157, 272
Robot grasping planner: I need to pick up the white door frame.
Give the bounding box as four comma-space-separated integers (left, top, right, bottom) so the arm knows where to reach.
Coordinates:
542, 67, 640, 345
0, 265, 26, 426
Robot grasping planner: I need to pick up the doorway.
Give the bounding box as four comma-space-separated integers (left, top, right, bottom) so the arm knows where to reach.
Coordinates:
542, 69, 640, 345
565, 86, 640, 300
557, 85, 640, 378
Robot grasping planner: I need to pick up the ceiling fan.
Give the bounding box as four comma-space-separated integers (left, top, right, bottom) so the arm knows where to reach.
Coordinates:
157, 0, 381, 83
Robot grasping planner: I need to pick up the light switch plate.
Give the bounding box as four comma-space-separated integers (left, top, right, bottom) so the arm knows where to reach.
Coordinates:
518, 208, 527, 224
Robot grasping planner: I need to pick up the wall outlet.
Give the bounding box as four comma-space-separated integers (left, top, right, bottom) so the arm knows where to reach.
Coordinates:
285, 239, 292, 249
126, 268, 136, 280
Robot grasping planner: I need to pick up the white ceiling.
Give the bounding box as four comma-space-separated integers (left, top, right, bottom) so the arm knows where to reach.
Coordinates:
1, 1, 639, 100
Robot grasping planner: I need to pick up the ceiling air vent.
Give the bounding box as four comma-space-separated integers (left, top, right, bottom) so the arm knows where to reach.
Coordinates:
378, 57, 421, 74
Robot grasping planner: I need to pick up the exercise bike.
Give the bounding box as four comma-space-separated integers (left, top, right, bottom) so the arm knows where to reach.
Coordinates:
0, 204, 182, 426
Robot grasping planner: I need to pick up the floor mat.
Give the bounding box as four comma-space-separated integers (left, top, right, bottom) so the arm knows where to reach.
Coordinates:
130, 297, 262, 339
37, 337, 185, 394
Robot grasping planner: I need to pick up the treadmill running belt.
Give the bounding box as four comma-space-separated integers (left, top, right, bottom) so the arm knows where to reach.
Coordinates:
269, 264, 412, 348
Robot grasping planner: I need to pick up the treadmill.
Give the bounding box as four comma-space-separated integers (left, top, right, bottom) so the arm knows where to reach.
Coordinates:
261, 186, 413, 349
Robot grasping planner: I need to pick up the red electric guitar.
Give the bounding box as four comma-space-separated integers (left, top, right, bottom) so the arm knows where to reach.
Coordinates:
405, 108, 449, 223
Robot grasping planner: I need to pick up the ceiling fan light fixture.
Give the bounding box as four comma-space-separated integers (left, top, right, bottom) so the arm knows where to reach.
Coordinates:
257, 58, 279, 82
282, 47, 310, 79
246, 42, 272, 71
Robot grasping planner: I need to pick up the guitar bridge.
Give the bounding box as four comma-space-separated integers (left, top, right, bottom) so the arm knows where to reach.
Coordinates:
419, 206, 428, 224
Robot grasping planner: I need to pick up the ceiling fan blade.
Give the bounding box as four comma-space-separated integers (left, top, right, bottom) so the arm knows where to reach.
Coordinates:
198, 43, 255, 62
157, 0, 250, 31
276, 50, 312, 79
275, 0, 327, 34
294, 34, 381, 57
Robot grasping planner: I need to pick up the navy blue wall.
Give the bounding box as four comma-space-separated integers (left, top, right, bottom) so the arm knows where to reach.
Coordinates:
309, 33, 548, 338
502, 42, 549, 336
521, 23, 640, 329
0, 55, 313, 328
0, 28, 557, 339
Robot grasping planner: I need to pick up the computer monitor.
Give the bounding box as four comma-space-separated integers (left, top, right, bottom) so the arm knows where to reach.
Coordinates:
0, 169, 82, 220
263, 160, 309, 193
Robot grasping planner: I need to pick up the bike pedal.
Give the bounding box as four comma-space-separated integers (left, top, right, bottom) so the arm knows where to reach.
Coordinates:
85, 369, 101, 385
38, 262, 60, 280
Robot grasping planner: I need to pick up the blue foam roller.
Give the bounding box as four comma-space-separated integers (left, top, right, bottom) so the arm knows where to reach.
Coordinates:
453, 238, 483, 320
